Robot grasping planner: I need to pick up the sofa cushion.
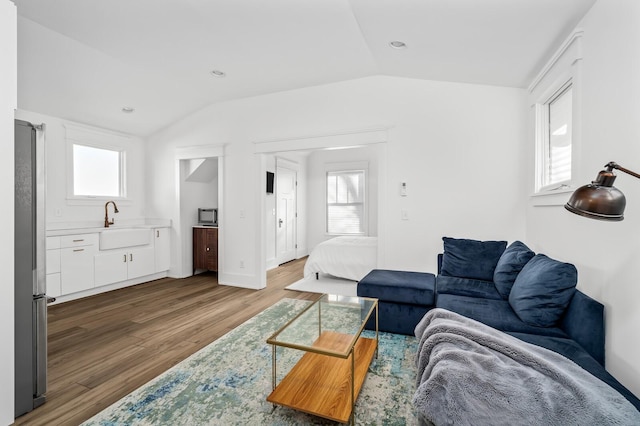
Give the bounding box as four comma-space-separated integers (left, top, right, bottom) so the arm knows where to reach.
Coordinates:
493, 241, 536, 299
508, 254, 577, 327
436, 276, 502, 300
440, 237, 507, 281
357, 269, 435, 306
435, 293, 569, 339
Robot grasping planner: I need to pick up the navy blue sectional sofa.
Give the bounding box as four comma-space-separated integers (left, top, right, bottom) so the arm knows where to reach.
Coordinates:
357, 237, 640, 412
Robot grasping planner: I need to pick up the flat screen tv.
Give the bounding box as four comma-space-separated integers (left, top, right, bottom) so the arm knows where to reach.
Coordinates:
266, 171, 275, 193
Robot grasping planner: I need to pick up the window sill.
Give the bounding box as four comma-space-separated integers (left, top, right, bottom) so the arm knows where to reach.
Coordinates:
530, 188, 574, 206
325, 233, 368, 237
66, 197, 132, 206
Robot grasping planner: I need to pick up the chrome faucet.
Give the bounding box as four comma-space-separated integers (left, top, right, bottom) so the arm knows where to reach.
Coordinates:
104, 201, 119, 228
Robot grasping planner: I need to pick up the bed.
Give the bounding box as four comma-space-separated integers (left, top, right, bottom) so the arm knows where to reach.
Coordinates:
303, 236, 377, 282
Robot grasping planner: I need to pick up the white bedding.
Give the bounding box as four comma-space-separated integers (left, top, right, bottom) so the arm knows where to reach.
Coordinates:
303, 236, 377, 281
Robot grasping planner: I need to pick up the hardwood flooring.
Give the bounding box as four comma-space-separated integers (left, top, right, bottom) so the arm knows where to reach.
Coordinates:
15, 257, 318, 426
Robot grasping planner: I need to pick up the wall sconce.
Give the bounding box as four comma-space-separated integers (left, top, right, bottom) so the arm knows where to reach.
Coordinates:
565, 162, 640, 221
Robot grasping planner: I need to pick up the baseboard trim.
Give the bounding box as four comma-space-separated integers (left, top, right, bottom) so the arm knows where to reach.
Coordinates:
50, 271, 169, 305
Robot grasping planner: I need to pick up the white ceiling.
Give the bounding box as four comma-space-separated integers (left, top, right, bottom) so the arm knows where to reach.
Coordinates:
14, 0, 596, 137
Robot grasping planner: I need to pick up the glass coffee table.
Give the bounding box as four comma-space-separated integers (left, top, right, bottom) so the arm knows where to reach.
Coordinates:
266, 294, 378, 425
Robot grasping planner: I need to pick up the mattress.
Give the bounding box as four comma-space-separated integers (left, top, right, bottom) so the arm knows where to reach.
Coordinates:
303, 236, 377, 281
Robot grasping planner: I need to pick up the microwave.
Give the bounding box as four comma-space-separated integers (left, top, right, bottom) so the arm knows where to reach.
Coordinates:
198, 208, 218, 226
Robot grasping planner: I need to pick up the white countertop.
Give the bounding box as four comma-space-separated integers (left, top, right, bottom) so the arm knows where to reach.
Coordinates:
47, 219, 171, 237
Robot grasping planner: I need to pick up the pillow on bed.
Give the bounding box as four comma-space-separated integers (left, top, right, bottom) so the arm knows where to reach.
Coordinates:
493, 241, 536, 299
440, 237, 507, 282
508, 254, 577, 327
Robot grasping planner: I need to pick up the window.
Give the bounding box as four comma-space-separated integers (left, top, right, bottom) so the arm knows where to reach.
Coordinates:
536, 82, 573, 192
326, 169, 366, 235
72, 143, 124, 198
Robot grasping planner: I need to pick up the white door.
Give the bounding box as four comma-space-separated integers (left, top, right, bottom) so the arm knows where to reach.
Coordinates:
276, 167, 297, 264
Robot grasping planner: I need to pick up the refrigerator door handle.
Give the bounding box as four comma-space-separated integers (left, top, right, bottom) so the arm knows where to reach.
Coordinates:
34, 296, 47, 398
34, 124, 46, 297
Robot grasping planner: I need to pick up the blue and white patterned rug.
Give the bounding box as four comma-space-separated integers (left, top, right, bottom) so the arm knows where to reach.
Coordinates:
83, 298, 419, 425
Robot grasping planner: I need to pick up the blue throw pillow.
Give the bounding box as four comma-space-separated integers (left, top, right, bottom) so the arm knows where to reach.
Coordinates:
493, 241, 535, 299
508, 254, 577, 327
440, 237, 507, 281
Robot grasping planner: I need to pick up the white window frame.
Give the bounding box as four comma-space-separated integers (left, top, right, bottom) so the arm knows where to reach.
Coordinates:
535, 79, 573, 193
529, 29, 583, 204
325, 161, 368, 236
65, 124, 129, 203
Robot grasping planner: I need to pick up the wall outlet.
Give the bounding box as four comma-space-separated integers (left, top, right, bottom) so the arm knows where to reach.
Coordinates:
401, 210, 409, 220
239, 260, 245, 268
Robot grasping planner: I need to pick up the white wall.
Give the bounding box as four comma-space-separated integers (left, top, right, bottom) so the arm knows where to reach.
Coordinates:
14, 110, 147, 229
146, 75, 527, 287
306, 146, 379, 251
1, 1, 16, 423
526, 0, 640, 396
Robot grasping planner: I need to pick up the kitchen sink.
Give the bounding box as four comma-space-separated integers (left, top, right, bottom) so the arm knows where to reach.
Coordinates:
99, 228, 151, 250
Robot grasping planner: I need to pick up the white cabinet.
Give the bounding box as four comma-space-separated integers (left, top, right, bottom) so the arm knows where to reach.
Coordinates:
46, 237, 62, 298
48, 225, 170, 301
95, 246, 155, 287
126, 246, 155, 279
59, 234, 98, 295
94, 250, 128, 286
154, 227, 170, 272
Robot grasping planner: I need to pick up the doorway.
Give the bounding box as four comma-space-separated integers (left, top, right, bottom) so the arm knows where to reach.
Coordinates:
175, 144, 224, 279
255, 128, 389, 289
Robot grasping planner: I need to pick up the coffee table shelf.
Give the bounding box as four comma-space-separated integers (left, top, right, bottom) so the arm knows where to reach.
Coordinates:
266, 294, 378, 425
267, 331, 377, 423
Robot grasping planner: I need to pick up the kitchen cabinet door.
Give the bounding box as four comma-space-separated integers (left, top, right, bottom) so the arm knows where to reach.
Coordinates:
94, 250, 128, 287
127, 246, 156, 280
154, 228, 170, 272
60, 246, 96, 294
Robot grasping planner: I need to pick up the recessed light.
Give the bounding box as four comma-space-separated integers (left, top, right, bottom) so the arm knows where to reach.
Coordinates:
389, 40, 407, 49
210, 70, 226, 78
121, 107, 135, 113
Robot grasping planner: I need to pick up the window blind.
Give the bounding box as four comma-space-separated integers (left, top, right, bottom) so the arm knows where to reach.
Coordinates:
327, 170, 365, 234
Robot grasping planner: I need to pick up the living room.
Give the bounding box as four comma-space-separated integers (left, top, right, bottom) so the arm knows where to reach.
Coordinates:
2, 0, 639, 424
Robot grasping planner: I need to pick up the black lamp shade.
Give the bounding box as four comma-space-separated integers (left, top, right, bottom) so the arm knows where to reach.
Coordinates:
564, 170, 626, 221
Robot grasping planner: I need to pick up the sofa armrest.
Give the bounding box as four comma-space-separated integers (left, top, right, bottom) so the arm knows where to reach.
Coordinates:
560, 290, 605, 366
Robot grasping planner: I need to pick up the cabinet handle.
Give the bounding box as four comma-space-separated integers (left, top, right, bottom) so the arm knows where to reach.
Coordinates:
73, 248, 84, 252
130, 254, 133, 262
124, 254, 127, 263
73, 239, 84, 242
156, 230, 159, 238
206, 247, 209, 251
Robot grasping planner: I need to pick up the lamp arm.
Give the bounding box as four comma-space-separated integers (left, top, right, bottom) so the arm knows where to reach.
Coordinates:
605, 162, 640, 180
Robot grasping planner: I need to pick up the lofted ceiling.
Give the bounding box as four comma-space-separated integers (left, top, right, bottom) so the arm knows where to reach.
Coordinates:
14, 0, 596, 137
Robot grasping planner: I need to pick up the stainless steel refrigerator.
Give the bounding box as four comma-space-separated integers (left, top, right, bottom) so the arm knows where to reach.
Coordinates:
14, 119, 47, 417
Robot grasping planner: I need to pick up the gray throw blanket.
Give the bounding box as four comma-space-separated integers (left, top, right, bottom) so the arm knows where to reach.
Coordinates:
413, 308, 640, 426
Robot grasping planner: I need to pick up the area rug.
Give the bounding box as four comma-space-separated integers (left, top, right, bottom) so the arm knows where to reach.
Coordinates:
285, 274, 358, 297
83, 298, 419, 425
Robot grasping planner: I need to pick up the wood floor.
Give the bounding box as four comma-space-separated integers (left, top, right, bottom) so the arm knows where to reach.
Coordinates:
15, 257, 318, 426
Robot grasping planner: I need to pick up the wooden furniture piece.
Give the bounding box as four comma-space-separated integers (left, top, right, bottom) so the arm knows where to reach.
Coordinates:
267, 294, 378, 424
193, 226, 218, 274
